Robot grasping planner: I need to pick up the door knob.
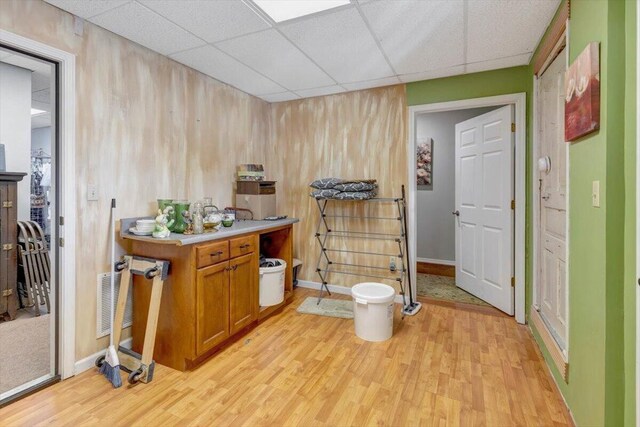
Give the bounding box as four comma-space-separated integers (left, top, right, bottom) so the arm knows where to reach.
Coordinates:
452, 210, 460, 217
542, 193, 550, 201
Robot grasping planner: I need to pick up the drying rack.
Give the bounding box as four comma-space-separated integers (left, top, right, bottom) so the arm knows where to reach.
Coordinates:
313, 185, 421, 315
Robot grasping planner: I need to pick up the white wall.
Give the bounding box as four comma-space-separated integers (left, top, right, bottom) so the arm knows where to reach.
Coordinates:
416, 107, 498, 263
0, 62, 31, 220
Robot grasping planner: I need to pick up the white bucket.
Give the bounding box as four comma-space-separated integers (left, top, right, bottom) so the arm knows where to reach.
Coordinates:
259, 259, 286, 307
351, 282, 395, 342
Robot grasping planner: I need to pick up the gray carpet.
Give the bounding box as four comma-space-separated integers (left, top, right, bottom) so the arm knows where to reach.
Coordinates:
0, 308, 51, 395
297, 297, 354, 319
416, 273, 490, 306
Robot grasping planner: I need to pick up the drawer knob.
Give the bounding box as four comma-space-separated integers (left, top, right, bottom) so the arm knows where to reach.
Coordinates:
239, 244, 251, 249
210, 250, 223, 256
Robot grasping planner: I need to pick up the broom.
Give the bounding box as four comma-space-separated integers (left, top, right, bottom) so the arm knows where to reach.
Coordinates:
99, 198, 122, 387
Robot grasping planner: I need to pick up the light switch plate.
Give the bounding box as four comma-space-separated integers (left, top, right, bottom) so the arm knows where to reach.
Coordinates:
87, 184, 98, 201
592, 180, 600, 207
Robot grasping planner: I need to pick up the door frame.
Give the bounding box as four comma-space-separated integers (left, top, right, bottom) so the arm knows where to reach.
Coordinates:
407, 92, 526, 324
531, 33, 569, 368
0, 30, 76, 380
636, 1, 640, 424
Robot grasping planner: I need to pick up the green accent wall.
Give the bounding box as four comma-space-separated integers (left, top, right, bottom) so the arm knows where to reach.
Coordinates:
407, 0, 636, 425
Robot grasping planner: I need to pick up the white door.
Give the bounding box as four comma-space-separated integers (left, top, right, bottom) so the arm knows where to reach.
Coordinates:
455, 106, 514, 314
538, 48, 568, 350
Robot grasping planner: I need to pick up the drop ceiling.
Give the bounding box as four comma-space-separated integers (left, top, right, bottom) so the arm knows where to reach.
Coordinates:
44, 0, 560, 102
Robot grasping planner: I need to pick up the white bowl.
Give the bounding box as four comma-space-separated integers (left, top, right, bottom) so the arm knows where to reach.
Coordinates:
136, 219, 155, 231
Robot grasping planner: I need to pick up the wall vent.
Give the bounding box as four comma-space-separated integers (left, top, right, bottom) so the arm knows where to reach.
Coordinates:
96, 272, 132, 338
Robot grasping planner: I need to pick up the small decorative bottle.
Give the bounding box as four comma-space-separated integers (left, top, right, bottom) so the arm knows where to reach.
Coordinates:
192, 201, 204, 234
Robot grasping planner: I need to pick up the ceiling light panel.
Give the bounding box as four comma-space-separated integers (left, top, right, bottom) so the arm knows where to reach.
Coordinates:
360, 0, 464, 75
170, 45, 285, 95
280, 7, 394, 83
90, 1, 205, 56
139, 0, 271, 43
45, 0, 130, 19
216, 29, 334, 91
253, 0, 350, 23
466, 0, 559, 63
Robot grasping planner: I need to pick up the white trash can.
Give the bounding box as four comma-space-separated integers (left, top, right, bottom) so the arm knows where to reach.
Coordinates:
351, 282, 395, 342
259, 259, 286, 307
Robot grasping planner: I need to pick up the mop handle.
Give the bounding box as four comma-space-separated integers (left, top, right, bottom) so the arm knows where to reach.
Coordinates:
401, 186, 414, 306
110, 198, 116, 347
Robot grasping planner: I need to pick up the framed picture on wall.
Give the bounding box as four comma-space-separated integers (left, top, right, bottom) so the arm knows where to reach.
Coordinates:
417, 137, 432, 188
565, 42, 600, 142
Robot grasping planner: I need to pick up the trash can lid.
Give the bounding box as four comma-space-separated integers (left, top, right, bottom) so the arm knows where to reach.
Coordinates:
351, 282, 395, 303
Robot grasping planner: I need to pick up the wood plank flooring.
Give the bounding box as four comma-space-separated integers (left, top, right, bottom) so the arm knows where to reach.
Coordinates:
0, 289, 572, 426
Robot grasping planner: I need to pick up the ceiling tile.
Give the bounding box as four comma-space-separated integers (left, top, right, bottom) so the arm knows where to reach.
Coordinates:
259, 92, 300, 103
397, 65, 465, 83
280, 7, 393, 83
342, 76, 401, 91
360, 0, 465, 75
139, 0, 270, 43
45, 0, 130, 19
170, 45, 284, 95
294, 85, 346, 99
216, 29, 335, 91
90, 1, 205, 55
467, 0, 559, 63
465, 54, 531, 75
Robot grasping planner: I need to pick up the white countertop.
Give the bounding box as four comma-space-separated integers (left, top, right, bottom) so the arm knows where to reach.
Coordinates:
121, 217, 298, 246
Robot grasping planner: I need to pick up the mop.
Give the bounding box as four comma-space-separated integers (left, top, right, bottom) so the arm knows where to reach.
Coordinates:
401, 186, 422, 316
99, 198, 122, 387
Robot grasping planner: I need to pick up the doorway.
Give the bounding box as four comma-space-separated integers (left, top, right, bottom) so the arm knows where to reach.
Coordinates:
408, 93, 527, 323
0, 46, 58, 402
414, 106, 504, 309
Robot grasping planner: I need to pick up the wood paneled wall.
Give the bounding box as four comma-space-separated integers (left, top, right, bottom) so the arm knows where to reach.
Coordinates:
267, 86, 408, 291
1, 0, 270, 360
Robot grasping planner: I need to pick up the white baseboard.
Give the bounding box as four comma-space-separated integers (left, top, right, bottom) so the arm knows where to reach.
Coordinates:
416, 257, 455, 266
74, 338, 132, 375
297, 280, 406, 304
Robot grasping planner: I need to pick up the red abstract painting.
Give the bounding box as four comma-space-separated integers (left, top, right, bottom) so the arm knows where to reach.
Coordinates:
565, 42, 600, 142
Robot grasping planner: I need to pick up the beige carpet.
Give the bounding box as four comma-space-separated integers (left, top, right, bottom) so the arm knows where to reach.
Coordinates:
0, 308, 51, 395
416, 273, 490, 306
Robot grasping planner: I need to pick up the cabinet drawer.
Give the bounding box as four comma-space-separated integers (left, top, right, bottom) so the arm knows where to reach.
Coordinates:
196, 241, 229, 269
230, 235, 257, 258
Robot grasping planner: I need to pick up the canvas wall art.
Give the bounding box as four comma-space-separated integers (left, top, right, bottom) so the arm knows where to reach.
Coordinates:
417, 138, 432, 187
565, 42, 600, 142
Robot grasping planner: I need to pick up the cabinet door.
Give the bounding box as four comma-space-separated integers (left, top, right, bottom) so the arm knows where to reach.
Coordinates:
229, 253, 258, 335
196, 261, 230, 356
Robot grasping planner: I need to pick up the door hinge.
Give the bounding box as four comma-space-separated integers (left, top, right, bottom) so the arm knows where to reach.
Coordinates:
2, 243, 13, 251
2, 201, 13, 208
511, 122, 516, 132
511, 200, 515, 210
511, 277, 515, 287
59, 237, 64, 248
1, 289, 12, 297
59, 216, 64, 226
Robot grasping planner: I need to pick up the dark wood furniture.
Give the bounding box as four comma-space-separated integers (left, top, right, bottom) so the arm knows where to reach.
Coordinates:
126, 223, 294, 371
0, 172, 26, 320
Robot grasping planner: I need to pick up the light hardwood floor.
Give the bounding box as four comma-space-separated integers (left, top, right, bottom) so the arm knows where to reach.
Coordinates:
0, 289, 572, 426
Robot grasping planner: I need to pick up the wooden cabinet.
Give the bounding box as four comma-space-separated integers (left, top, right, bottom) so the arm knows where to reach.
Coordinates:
229, 253, 257, 335
0, 172, 26, 320
196, 261, 230, 355
129, 223, 294, 371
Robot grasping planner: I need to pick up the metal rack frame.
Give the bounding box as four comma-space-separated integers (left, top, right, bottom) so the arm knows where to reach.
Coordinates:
313, 190, 410, 306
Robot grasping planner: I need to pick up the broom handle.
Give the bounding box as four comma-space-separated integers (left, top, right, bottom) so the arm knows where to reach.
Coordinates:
110, 199, 116, 347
